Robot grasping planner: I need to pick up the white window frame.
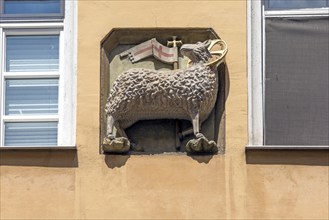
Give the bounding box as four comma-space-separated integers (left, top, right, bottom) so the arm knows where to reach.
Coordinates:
0, 0, 77, 148
247, 0, 329, 149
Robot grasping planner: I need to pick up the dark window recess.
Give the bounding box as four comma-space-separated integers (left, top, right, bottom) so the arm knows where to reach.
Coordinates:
265, 17, 329, 145
265, 0, 329, 10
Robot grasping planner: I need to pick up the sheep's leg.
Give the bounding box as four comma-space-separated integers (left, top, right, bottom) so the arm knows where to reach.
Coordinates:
186, 113, 217, 154
116, 122, 142, 152
115, 123, 128, 139
103, 118, 131, 153
107, 115, 115, 140
179, 113, 202, 139
192, 113, 204, 139
107, 117, 128, 139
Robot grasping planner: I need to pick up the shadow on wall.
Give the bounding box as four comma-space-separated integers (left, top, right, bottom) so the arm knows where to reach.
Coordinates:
0, 149, 78, 167
104, 153, 215, 169
189, 154, 214, 164
105, 154, 130, 168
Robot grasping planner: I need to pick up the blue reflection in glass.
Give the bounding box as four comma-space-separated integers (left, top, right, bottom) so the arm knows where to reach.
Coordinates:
4, 122, 58, 146
5, 79, 59, 116
4, 0, 61, 14
6, 35, 59, 72
267, 0, 328, 10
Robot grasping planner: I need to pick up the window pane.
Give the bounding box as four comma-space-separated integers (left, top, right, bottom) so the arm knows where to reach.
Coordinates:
6, 35, 59, 72
4, 122, 58, 146
4, 0, 61, 14
5, 79, 59, 116
266, 0, 328, 10
265, 17, 329, 145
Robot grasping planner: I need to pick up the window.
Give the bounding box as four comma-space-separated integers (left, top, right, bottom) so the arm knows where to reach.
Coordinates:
247, 0, 329, 148
0, 0, 77, 147
0, 0, 64, 20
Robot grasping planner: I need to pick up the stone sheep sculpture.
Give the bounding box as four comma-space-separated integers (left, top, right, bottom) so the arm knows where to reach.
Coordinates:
103, 39, 227, 153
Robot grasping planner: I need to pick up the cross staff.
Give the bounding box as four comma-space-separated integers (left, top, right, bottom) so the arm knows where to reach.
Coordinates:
167, 36, 183, 150
167, 36, 182, 70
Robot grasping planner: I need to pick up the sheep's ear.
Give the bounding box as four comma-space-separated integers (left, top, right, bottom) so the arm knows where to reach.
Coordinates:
203, 40, 211, 48
205, 47, 212, 59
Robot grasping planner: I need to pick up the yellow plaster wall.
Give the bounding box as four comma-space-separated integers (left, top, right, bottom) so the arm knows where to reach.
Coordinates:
0, 1, 328, 219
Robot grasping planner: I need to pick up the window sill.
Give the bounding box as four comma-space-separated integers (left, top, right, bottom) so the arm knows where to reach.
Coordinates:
246, 145, 329, 166
0, 146, 78, 167
246, 145, 329, 150
0, 146, 76, 151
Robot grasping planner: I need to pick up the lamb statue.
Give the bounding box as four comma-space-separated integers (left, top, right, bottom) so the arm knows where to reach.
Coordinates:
103, 39, 227, 154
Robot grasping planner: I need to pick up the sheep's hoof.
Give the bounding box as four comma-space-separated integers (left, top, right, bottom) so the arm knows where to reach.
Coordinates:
102, 137, 130, 153
186, 136, 218, 154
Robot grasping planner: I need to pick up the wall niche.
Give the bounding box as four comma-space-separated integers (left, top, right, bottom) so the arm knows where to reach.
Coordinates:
100, 28, 228, 154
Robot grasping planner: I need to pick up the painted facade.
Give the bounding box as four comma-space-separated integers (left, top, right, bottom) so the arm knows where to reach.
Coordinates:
0, 1, 328, 219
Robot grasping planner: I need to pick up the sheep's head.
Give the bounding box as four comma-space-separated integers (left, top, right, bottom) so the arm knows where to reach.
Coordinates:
180, 40, 212, 64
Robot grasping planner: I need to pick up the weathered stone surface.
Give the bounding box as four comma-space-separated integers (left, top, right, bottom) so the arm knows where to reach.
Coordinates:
105, 39, 227, 154
102, 137, 130, 153
105, 40, 217, 129
186, 137, 218, 153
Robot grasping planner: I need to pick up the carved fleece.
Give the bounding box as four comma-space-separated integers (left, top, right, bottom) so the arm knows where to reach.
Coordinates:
105, 44, 218, 129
